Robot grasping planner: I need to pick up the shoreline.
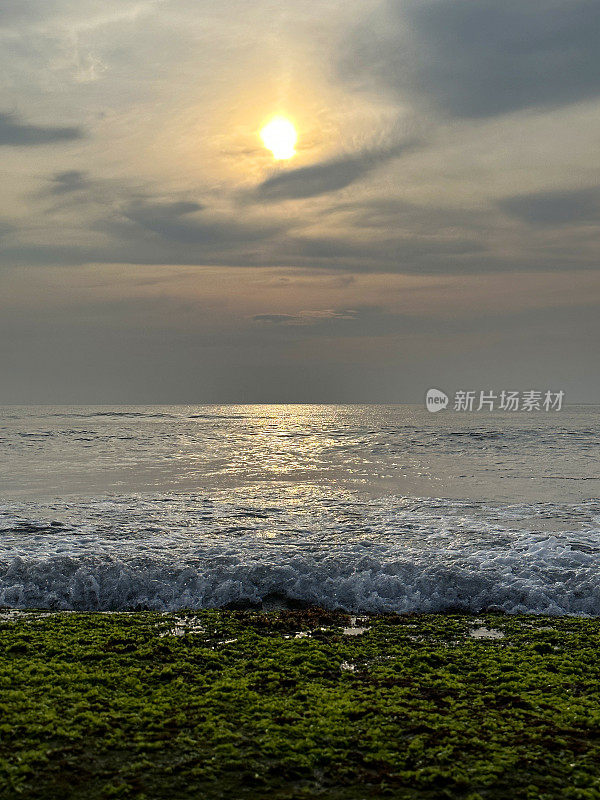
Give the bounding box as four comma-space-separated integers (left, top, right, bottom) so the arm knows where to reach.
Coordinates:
2, 609, 600, 798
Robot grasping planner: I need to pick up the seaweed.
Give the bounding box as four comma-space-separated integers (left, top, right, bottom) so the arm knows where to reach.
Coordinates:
1, 610, 600, 799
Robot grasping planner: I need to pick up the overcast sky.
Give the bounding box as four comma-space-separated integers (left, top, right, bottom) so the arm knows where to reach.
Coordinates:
1, 0, 599, 403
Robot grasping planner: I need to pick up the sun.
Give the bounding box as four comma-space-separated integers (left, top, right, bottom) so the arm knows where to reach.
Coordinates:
260, 116, 297, 160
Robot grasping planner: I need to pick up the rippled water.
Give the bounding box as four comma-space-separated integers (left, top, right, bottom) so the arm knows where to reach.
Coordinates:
1, 405, 599, 613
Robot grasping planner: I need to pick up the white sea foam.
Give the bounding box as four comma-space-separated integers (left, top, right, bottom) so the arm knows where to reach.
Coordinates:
1, 509, 599, 614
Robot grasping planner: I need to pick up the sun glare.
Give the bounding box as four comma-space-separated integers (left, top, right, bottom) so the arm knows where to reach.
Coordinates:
260, 116, 297, 160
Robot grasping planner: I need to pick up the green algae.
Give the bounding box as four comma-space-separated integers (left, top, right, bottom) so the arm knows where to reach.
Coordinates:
1, 610, 600, 800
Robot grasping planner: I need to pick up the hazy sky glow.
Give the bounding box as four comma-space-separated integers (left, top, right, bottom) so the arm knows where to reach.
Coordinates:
1, 0, 599, 402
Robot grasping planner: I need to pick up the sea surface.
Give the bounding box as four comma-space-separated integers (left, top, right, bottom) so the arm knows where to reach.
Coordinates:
1, 405, 599, 614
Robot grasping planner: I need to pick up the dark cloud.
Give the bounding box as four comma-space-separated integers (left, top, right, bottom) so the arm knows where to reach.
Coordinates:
344, 0, 600, 118
48, 171, 90, 194
0, 183, 295, 269
499, 187, 600, 226
0, 112, 84, 145
120, 199, 282, 246
255, 142, 416, 201
284, 233, 485, 272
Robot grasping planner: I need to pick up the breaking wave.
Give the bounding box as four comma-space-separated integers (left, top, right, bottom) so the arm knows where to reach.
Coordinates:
2, 495, 600, 615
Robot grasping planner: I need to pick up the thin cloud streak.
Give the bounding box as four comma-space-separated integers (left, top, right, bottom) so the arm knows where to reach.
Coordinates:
255, 141, 418, 201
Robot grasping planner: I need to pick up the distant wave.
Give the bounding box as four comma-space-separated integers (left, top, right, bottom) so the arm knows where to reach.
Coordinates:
539, 476, 600, 481
49, 411, 179, 419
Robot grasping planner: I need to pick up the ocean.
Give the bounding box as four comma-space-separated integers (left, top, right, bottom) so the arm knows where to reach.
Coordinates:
1, 404, 599, 614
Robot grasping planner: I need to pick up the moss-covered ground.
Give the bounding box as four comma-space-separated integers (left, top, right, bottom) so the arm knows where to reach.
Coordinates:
1, 609, 600, 799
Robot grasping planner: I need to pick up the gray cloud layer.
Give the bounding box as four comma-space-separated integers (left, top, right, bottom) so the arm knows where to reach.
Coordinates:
0, 112, 84, 145
500, 187, 600, 226
2, 168, 597, 275
345, 0, 600, 118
